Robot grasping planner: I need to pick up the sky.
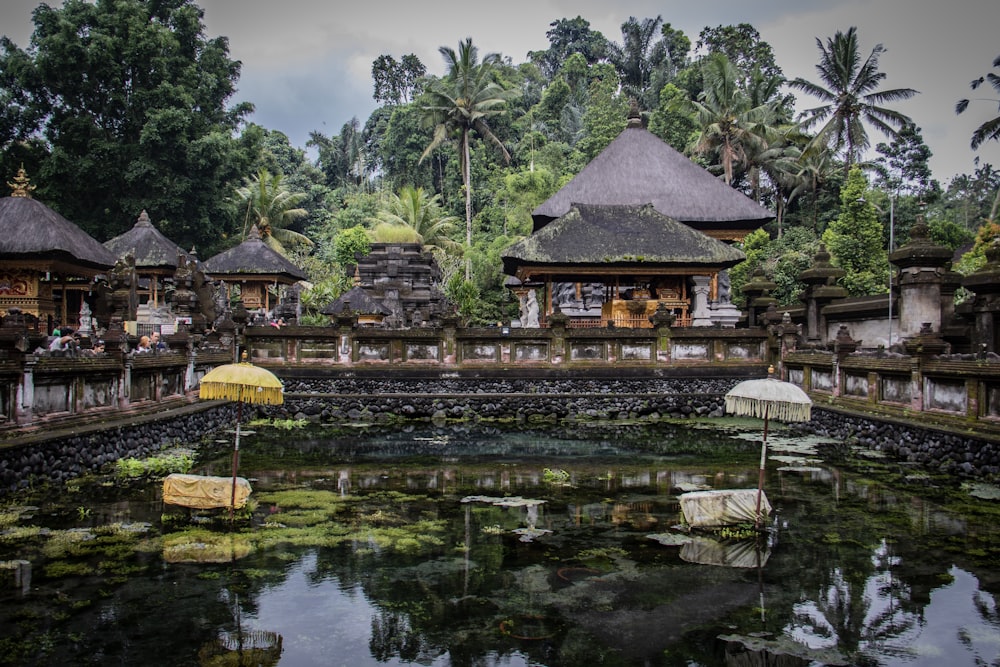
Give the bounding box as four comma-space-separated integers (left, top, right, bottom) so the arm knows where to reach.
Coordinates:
2, 0, 999, 184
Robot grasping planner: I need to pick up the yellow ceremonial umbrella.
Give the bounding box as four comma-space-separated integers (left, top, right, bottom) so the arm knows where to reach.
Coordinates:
725, 366, 811, 529
199, 353, 284, 514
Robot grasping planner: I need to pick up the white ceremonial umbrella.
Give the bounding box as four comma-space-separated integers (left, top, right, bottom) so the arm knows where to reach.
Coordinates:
725, 367, 812, 529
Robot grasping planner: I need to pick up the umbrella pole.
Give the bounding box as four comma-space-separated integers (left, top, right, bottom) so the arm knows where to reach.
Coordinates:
755, 404, 770, 530
230, 402, 242, 519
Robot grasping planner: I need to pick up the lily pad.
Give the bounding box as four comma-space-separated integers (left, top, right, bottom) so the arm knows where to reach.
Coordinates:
512, 527, 551, 542
461, 495, 546, 508
647, 532, 694, 546
965, 483, 1000, 500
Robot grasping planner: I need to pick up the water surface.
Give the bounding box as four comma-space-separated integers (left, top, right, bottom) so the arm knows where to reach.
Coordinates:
1, 420, 998, 666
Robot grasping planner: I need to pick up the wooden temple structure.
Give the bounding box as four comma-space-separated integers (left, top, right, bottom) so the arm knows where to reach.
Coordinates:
0, 167, 116, 331
203, 224, 307, 315
104, 209, 196, 311
503, 106, 773, 328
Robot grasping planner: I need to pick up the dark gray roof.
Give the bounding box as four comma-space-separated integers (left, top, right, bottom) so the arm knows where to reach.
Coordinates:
532, 119, 773, 230
0, 195, 117, 271
104, 210, 190, 270
320, 286, 391, 315
503, 203, 745, 276
202, 225, 307, 282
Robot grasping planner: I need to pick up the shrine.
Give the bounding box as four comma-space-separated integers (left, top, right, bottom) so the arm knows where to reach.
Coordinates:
503, 105, 772, 328
202, 224, 307, 316
0, 167, 116, 331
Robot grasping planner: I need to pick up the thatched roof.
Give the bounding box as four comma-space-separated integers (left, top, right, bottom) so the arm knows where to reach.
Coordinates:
532, 114, 773, 234
202, 225, 307, 283
503, 203, 745, 280
0, 194, 116, 273
320, 286, 391, 315
104, 210, 192, 271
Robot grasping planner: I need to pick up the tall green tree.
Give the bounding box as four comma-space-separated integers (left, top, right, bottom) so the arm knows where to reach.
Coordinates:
527, 16, 608, 80
607, 16, 670, 109
956, 53, 1000, 149
822, 166, 886, 296
234, 168, 312, 256
371, 53, 426, 106
368, 186, 461, 255
789, 27, 918, 174
688, 53, 779, 186
0, 0, 253, 253
419, 38, 516, 278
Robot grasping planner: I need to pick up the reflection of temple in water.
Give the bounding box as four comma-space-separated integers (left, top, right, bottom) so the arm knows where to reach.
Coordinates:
503, 105, 772, 329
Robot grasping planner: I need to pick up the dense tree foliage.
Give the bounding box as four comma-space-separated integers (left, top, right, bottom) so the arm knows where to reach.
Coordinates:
789, 27, 917, 173
1, 5, 992, 322
0, 0, 254, 254
823, 167, 887, 296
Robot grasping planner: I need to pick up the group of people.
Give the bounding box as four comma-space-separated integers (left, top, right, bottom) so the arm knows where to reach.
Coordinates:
45, 326, 169, 356
46, 326, 105, 356
134, 331, 167, 353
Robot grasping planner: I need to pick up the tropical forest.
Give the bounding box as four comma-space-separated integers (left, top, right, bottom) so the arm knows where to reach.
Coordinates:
1, 2, 998, 325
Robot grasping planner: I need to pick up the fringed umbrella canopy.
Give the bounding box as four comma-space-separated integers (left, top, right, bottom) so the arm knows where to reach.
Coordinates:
198, 359, 283, 516
724, 371, 812, 529
199, 362, 284, 406
725, 377, 811, 423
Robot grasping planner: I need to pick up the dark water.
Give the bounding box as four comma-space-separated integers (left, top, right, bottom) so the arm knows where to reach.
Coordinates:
1, 419, 999, 666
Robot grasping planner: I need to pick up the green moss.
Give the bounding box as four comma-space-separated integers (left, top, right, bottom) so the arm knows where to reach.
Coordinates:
43, 560, 95, 578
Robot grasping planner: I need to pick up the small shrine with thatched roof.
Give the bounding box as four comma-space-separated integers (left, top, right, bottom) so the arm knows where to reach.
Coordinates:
104, 209, 196, 311
0, 167, 116, 331
203, 225, 307, 317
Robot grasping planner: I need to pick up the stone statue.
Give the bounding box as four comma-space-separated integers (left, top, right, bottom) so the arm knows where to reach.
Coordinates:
78, 301, 93, 335
717, 270, 731, 304
523, 290, 540, 328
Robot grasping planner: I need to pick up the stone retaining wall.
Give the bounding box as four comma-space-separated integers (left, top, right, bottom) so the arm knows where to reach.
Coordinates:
0, 404, 236, 495
269, 377, 739, 423
793, 408, 1000, 479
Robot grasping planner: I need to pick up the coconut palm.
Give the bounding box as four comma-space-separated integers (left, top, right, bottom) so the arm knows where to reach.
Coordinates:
688, 53, 780, 186
234, 168, 312, 256
789, 27, 917, 174
419, 38, 516, 278
368, 185, 462, 256
956, 53, 1000, 149
606, 16, 667, 108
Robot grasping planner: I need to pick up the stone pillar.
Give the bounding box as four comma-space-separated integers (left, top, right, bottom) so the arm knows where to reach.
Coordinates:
689, 275, 713, 326
548, 307, 569, 363
889, 216, 952, 339
649, 303, 674, 363
741, 268, 777, 328
962, 239, 1000, 353
16, 357, 35, 426
798, 245, 847, 344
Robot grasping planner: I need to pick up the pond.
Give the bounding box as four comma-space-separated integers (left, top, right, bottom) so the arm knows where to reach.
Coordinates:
1, 419, 999, 666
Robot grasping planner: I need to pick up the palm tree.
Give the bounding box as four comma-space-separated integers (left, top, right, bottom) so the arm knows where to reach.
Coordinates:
688, 53, 779, 186
419, 38, 516, 278
789, 27, 917, 174
956, 53, 1000, 149
234, 168, 312, 256
606, 16, 666, 108
368, 186, 462, 256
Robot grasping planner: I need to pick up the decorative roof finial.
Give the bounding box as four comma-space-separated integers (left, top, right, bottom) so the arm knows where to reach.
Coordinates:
627, 99, 643, 128
7, 165, 35, 198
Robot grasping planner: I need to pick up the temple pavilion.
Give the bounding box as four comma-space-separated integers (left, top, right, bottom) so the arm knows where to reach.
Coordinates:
104, 209, 196, 311
0, 168, 116, 331
502, 107, 773, 327
203, 224, 307, 316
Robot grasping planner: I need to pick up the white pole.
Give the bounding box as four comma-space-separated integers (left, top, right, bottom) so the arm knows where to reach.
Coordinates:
887, 192, 895, 348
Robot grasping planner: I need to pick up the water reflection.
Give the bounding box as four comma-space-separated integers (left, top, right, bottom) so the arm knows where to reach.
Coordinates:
0, 421, 998, 666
